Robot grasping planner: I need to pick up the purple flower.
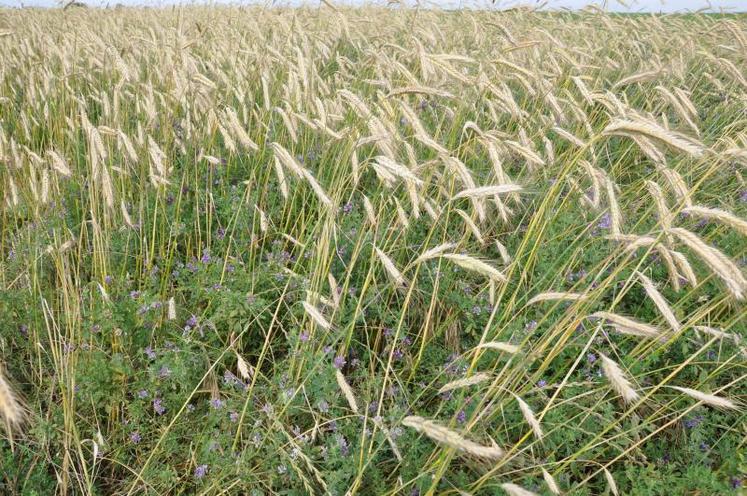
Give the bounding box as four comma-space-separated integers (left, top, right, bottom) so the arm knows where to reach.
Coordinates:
194, 464, 208, 479
130, 431, 141, 444
456, 410, 467, 424
342, 202, 353, 214
210, 398, 224, 409
337, 434, 349, 456
568, 268, 588, 282
144, 346, 156, 360
201, 252, 211, 264
158, 366, 171, 379
223, 370, 238, 386
525, 320, 538, 332
443, 354, 465, 376
537, 379, 547, 388
471, 305, 482, 315
683, 415, 704, 429
217, 227, 226, 239
186, 315, 198, 328
229, 411, 239, 423
105, 275, 113, 284
138, 389, 149, 399
153, 398, 166, 415
318, 400, 329, 414
333, 356, 346, 369
731, 477, 743, 489
19, 324, 29, 337
130, 290, 141, 300
300, 331, 310, 342
740, 190, 747, 203
587, 353, 597, 364
393, 349, 404, 361
598, 213, 611, 230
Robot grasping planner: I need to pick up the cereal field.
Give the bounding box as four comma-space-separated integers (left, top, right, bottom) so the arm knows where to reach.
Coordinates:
0, 5, 745, 495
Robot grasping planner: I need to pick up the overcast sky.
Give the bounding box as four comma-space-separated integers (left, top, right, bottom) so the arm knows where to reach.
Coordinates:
1, 0, 741, 12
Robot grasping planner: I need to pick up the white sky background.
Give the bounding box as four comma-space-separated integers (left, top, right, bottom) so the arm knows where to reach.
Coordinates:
1, 0, 742, 13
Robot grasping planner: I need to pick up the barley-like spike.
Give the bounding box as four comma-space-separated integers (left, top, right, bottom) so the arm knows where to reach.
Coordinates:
683, 206, 747, 236
500, 483, 539, 496
669, 227, 746, 300
335, 369, 358, 413
603, 118, 704, 157
302, 301, 331, 330
604, 468, 619, 496
452, 184, 523, 200
402, 416, 504, 459
473, 342, 519, 354
542, 469, 561, 495
414, 242, 456, 265
600, 353, 639, 404
513, 393, 543, 440
527, 292, 586, 305
438, 372, 492, 394
592, 311, 664, 340
669, 386, 738, 410
0, 365, 25, 441
374, 246, 407, 287
443, 254, 506, 282
236, 354, 253, 381
637, 272, 680, 332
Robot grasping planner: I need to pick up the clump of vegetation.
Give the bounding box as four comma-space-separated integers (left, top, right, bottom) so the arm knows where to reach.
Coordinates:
0, 5, 745, 495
